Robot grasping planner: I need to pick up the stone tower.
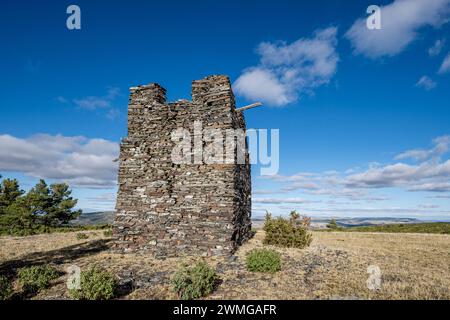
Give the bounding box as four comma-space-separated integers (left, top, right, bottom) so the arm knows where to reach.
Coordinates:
112, 75, 252, 258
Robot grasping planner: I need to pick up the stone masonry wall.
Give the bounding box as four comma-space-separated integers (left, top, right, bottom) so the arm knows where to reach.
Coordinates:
112, 75, 251, 258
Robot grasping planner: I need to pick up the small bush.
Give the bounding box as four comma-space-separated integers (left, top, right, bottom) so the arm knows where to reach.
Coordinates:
69, 267, 117, 300
263, 211, 313, 249
103, 229, 112, 237
76, 233, 89, 240
17, 265, 59, 294
327, 219, 339, 230
246, 249, 281, 273
0, 275, 13, 300
171, 261, 217, 300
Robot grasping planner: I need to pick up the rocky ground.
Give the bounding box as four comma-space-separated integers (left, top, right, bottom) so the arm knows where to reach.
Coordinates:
0, 229, 449, 300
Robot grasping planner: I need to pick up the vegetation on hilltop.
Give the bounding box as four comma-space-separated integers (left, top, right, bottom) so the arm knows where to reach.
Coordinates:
341, 222, 450, 234
0, 174, 83, 236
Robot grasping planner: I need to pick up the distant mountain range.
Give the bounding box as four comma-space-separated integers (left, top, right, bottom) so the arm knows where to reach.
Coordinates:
252, 216, 422, 229
73, 211, 115, 225
75, 211, 431, 229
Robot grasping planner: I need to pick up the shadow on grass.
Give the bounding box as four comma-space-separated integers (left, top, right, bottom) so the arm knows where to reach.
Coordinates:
0, 239, 115, 299
0, 239, 111, 278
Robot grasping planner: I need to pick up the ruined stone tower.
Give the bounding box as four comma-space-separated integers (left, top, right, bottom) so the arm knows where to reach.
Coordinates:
112, 75, 252, 258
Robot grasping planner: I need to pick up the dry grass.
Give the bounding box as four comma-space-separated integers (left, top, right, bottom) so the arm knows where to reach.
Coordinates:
0, 230, 448, 300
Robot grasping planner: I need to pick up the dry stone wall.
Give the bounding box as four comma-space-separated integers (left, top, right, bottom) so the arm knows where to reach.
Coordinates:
112, 75, 252, 258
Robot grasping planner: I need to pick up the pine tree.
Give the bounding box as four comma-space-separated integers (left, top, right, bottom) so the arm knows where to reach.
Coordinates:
0, 175, 24, 212
327, 219, 339, 230
0, 175, 82, 235
47, 182, 82, 226
20, 180, 81, 227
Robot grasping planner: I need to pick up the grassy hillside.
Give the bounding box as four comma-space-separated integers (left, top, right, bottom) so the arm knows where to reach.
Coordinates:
0, 229, 449, 300
338, 222, 450, 234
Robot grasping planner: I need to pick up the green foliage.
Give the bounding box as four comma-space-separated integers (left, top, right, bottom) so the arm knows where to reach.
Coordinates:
17, 265, 59, 294
0, 275, 13, 300
103, 229, 113, 237
69, 267, 117, 300
21, 180, 82, 227
0, 177, 24, 212
0, 175, 82, 236
171, 261, 217, 300
263, 211, 313, 249
0, 223, 110, 237
339, 222, 450, 234
327, 219, 339, 230
76, 233, 89, 240
246, 249, 281, 273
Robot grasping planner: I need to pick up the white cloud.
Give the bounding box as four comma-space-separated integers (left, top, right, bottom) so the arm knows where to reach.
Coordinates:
86, 193, 116, 204
345, 160, 450, 190
428, 194, 450, 198
253, 197, 318, 204
0, 134, 119, 188
260, 135, 450, 214
234, 69, 291, 106
56, 96, 69, 104
345, 0, 450, 59
418, 203, 440, 209
74, 97, 110, 109
262, 171, 389, 202
234, 27, 339, 106
438, 52, 450, 73
281, 182, 320, 191
429, 39, 446, 56
415, 75, 437, 90
410, 182, 450, 192
73, 87, 121, 110
58, 87, 122, 119
395, 135, 450, 160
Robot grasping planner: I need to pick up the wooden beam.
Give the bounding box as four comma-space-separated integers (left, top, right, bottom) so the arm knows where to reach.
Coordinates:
236, 102, 263, 112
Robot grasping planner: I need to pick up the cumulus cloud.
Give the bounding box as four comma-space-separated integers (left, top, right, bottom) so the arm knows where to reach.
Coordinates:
438, 52, 450, 73
344, 161, 450, 190
409, 182, 450, 192
58, 87, 122, 119
0, 134, 119, 188
345, 0, 450, 59
395, 135, 450, 160
429, 39, 446, 56
415, 76, 437, 90
344, 137, 450, 191
234, 27, 339, 106
260, 135, 450, 214
262, 171, 389, 202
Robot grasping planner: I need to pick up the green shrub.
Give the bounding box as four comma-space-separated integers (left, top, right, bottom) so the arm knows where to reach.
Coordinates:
69, 267, 117, 300
246, 249, 281, 273
263, 211, 312, 249
103, 229, 112, 237
76, 233, 89, 240
171, 261, 217, 300
0, 275, 13, 300
17, 265, 59, 294
327, 219, 340, 230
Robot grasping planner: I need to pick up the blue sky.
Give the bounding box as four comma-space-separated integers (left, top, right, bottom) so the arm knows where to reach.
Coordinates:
1, 0, 450, 220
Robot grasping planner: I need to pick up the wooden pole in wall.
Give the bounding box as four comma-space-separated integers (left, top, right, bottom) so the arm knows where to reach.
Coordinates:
236, 102, 263, 112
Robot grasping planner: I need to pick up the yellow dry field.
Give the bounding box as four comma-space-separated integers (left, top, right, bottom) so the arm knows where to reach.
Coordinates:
0, 230, 449, 300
